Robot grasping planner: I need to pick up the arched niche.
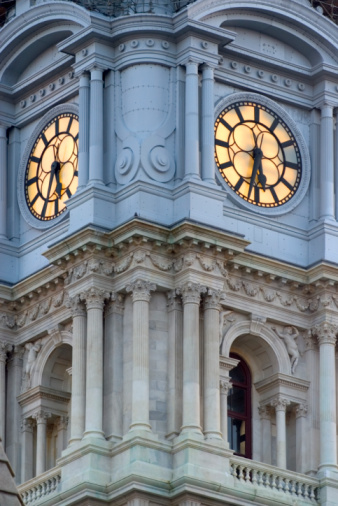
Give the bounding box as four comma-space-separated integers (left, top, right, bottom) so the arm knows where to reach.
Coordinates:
221, 320, 291, 381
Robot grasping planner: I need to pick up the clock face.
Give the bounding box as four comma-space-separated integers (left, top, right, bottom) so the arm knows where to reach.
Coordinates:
214, 101, 302, 208
25, 112, 79, 221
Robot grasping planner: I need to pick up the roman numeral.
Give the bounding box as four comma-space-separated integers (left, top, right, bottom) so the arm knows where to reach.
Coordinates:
215, 139, 229, 148
30, 194, 39, 206
270, 118, 279, 132
41, 133, 48, 146
270, 187, 279, 203
67, 118, 73, 133
74, 170, 78, 177
281, 140, 294, 148
55, 118, 59, 136
235, 106, 244, 123
254, 106, 260, 123
285, 162, 299, 171
219, 118, 233, 132
66, 188, 72, 198
234, 177, 244, 192
74, 133, 79, 142
29, 156, 40, 164
54, 199, 59, 215
219, 161, 233, 170
280, 177, 293, 191
254, 186, 260, 203
27, 176, 38, 186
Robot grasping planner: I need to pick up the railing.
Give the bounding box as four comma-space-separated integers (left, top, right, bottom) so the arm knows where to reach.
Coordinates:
230, 457, 319, 503
18, 467, 61, 505
64, 0, 198, 16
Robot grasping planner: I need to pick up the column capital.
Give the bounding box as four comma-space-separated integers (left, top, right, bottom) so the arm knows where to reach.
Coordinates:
295, 403, 308, 419
177, 282, 207, 305
21, 417, 33, 432
33, 411, 51, 424
105, 293, 125, 317
258, 405, 272, 420
203, 288, 223, 310
167, 290, 182, 312
220, 378, 231, 395
126, 279, 156, 302
57, 416, 69, 430
66, 294, 86, 317
312, 322, 338, 345
0, 341, 11, 363
271, 397, 290, 413
80, 287, 109, 310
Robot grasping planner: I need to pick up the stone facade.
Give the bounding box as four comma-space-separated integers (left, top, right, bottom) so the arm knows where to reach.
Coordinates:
0, 0, 338, 505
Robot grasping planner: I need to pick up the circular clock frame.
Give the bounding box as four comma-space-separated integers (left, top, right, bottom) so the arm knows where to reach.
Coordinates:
18, 104, 79, 229
214, 93, 310, 216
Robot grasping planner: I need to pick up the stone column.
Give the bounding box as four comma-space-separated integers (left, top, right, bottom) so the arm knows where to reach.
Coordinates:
220, 378, 230, 444
0, 342, 9, 444
166, 291, 183, 438
68, 295, 87, 444
21, 418, 34, 482
203, 289, 222, 439
319, 103, 335, 220
78, 72, 90, 189
35, 411, 49, 476
201, 64, 215, 183
258, 405, 272, 465
0, 124, 7, 238
179, 283, 206, 434
272, 397, 289, 469
89, 67, 104, 184
104, 293, 124, 441
82, 287, 107, 439
57, 416, 69, 459
126, 280, 156, 432
313, 322, 337, 468
295, 403, 308, 474
184, 60, 200, 180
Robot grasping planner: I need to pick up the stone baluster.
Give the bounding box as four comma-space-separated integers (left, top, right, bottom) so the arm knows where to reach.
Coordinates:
319, 102, 335, 220
166, 291, 183, 438
184, 60, 200, 180
295, 403, 308, 473
34, 411, 50, 476
104, 293, 124, 441
126, 279, 156, 432
179, 283, 206, 434
201, 64, 215, 183
78, 72, 90, 189
68, 295, 87, 444
272, 397, 289, 469
313, 322, 338, 469
0, 124, 8, 238
258, 405, 272, 464
82, 287, 108, 439
203, 289, 222, 439
89, 67, 104, 184
21, 418, 34, 482
220, 378, 231, 444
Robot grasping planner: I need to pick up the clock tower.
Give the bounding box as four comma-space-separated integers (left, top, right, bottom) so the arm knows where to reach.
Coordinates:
1, 1, 338, 506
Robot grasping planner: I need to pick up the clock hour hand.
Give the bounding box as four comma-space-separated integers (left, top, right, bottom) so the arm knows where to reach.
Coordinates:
53, 161, 62, 198
248, 147, 263, 200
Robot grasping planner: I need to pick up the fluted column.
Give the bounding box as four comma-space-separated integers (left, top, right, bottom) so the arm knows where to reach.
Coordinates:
104, 293, 124, 440
82, 287, 107, 439
21, 418, 34, 482
203, 289, 222, 439
57, 416, 69, 459
166, 291, 183, 438
201, 64, 215, 183
0, 342, 9, 443
295, 403, 308, 473
220, 378, 230, 444
68, 295, 86, 444
258, 405, 272, 464
179, 283, 206, 434
319, 103, 335, 220
272, 397, 289, 469
89, 67, 104, 184
78, 72, 90, 188
126, 279, 156, 432
184, 61, 200, 180
35, 411, 49, 476
0, 124, 7, 238
313, 322, 337, 468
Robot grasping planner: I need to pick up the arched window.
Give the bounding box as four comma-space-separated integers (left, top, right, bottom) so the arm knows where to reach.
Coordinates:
227, 353, 252, 459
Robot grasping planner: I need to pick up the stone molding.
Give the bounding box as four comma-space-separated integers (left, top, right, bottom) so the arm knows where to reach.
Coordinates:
105, 293, 125, 316
65, 294, 86, 317
219, 355, 240, 378
126, 279, 156, 302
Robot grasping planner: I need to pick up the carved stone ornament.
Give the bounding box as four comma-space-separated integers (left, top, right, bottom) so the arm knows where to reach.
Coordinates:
167, 290, 182, 312
258, 405, 272, 420
295, 403, 308, 418
176, 282, 207, 305
65, 293, 86, 317
220, 378, 231, 395
21, 339, 44, 392
0, 341, 12, 363
272, 325, 300, 374
126, 279, 156, 302
80, 287, 109, 310
271, 397, 290, 412
312, 322, 338, 345
204, 289, 223, 310
105, 293, 125, 316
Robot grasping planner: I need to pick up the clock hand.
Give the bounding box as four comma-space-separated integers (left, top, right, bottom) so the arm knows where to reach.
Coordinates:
54, 161, 62, 198
41, 162, 56, 216
256, 134, 266, 190
248, 147, 263, 200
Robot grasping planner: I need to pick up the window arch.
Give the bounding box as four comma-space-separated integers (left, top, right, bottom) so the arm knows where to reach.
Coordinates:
227, 353, 252, 459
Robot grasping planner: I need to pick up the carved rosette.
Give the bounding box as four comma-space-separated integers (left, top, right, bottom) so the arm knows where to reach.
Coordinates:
295, 403, 308, 419
203, 289, 223, 311
80, 287, 109, 311
66, 294, 86, 318
126, 279, 156, 303
271, 397, 290, 412
312, 322, 338, 346
105, 293, 125, 317
177, 283, 207, 305
167, 290, 182, 312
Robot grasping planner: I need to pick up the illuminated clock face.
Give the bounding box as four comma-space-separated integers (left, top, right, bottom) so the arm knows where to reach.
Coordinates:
25, 113, 79, 221
214, 101, 302, 208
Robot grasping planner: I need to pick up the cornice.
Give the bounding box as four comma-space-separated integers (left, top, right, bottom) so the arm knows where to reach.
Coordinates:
17, 385, 71, 408
255, 373, 310, 395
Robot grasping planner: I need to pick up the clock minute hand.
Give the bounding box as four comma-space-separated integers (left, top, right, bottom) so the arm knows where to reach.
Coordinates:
248, 147, 263, 200
41, 163, 56, 216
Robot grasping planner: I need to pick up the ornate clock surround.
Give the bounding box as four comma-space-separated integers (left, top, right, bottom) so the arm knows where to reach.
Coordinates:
214, 93, 310, 216
18, 104, 79, 230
